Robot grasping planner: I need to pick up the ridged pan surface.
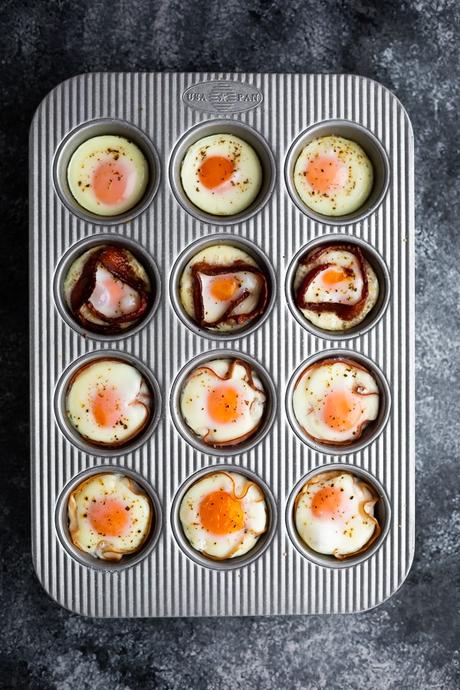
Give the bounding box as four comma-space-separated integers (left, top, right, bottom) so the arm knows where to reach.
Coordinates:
29, 72, 415, 617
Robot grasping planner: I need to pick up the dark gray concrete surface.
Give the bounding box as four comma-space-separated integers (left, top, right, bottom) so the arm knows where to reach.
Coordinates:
0, 1, 459, 688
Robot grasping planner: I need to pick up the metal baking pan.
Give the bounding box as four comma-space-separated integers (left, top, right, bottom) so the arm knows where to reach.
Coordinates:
30, 72, 414, 617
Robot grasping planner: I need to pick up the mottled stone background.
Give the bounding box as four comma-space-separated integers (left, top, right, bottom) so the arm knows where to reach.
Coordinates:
0, 0, 459, 688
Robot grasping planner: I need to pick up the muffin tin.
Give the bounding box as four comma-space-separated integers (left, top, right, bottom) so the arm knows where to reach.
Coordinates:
30, 72, 414, 617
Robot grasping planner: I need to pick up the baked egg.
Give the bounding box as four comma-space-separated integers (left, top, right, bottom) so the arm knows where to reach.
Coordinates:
179, 471, 267, 559
292, 358, 379, 446
67, 135, 149, 216
179, 244, 268, 332
294, 470, 381, 559
293, 135, 373, 216
293, 244, 379, 331
180, 134, 262, 215
68, 472, 152, 561
66, 358, 152, 447
64, 245, 152, 334
180, 358, 266, 447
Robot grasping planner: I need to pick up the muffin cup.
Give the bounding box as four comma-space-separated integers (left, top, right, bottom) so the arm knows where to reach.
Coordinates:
285, 462, 391, 569
169, 119, 276, 225
284, 119, 390, 225
170, 349, 277, 457
53, 233, 161, 341
54, 350, 162, 457
53, 118, 160, 224
285, 233, 391, 340
55, 464, 163, 572
285, 349, 391, 456
171, 463, 277, 571
169, 233, 276, 340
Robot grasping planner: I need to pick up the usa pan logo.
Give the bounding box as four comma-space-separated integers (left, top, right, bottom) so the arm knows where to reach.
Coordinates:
182, 80, 263, 114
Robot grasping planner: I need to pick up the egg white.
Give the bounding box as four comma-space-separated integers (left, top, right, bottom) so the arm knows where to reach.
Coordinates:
66, 359, 152, 446
68, 472, 152, 561
179, 471, 267, 559
179, 244, 265, 332
67, 135, 149, 216
180, 358, 266, 446
180, 134, 262, 215
293, 135, 373, 216
292, 359, 379, 445
293, 246, 379, 331
89, 265, 140, 317
295, 471, 379, 557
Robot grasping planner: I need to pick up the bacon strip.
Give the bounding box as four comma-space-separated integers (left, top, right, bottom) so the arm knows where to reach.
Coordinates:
296, 244, 368, 321
70, 246, 151, 334
191, 261, 268, 328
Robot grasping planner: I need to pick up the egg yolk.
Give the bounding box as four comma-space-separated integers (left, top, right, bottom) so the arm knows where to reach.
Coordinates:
321, 267, 348, 286
199, 156, 234, 189
210, 275, 239, 301
199, 490, 244, 535
306, 155, 347, 194
323, 390, 362, 432
88, 497, 129, 536
92, 160, 129, 205
311, 485, 343, 518
207, 384, 240, 424
91, 387, 122, 427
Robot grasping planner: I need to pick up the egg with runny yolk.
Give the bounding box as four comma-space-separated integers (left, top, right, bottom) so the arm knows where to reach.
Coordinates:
179, 471, 268, 559
292, 358, 379, 446
180, 133, 262, 216
180, 358, 266, 447
294, 135, 373, 216
67, 135, 149, 216
294, 470, 381, 558
68, 472, 152, 561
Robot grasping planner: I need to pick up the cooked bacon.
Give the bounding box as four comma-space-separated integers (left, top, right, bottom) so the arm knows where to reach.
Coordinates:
70, 246, 151, 334
296, 244, 368, 321
191, 261, 268, 328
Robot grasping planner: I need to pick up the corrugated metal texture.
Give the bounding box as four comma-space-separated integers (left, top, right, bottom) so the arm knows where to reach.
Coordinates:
30, 73, 415, 617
